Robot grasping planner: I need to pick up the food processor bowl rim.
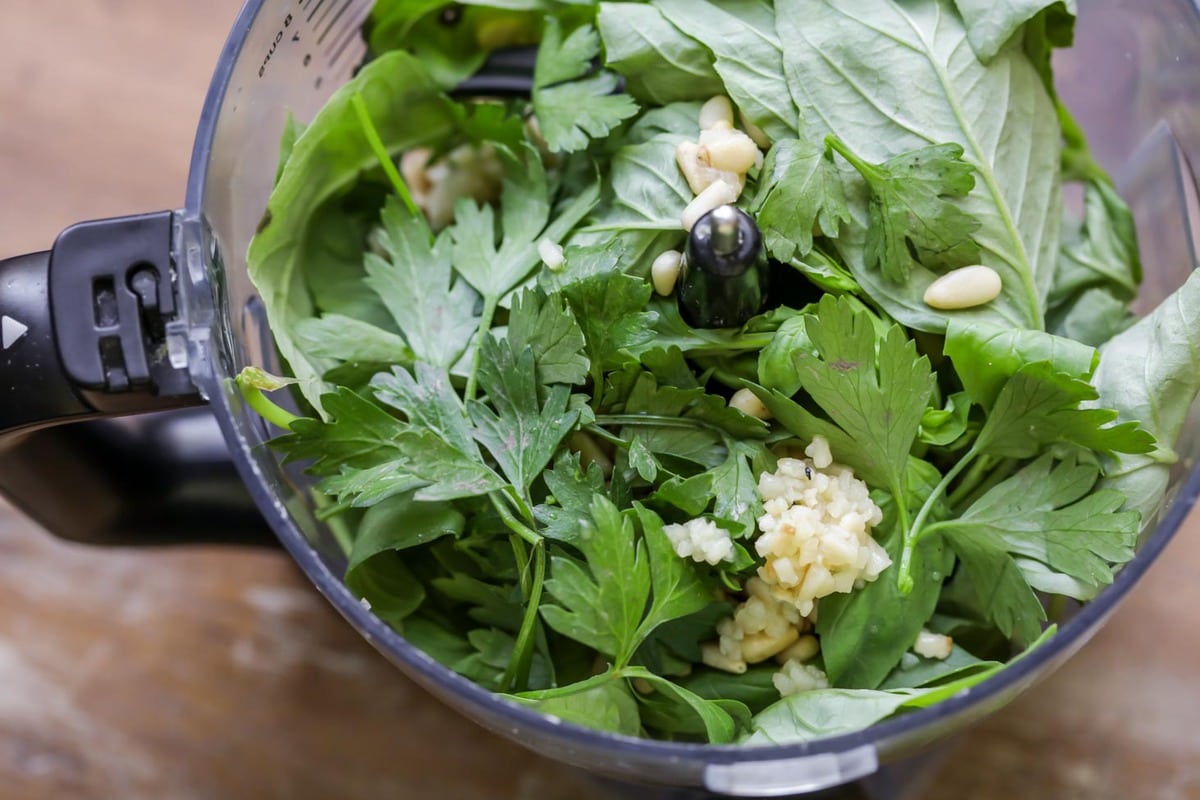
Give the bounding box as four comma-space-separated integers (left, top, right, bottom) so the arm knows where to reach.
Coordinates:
178, 0, 1200, 772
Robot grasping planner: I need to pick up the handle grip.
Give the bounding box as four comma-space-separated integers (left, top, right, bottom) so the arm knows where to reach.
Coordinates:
0, 250, 95, 433
0, 212, 272, 547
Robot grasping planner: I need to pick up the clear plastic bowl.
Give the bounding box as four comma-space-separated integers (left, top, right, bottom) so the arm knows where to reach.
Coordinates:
174, 1, 1200, 795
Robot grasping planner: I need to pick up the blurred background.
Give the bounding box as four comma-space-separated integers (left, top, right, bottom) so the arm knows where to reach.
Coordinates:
0, 2, 1197, 799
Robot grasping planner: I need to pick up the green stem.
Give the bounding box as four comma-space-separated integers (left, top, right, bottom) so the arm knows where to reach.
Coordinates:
897, 446, 980, 592
584, 424, 628, 449
679, 335, 776, 357
490, 491, 540, 547
915, 519, 955, 541
350, 93, 421, 217
591, 365, 605, 410
310, 489, 354, 555
511, 668, 618, 701
501, 541, 546, 692
824, 134, 876, 178
465, 295, 499, 402
946, 454, 995, 508
593, 414, 726, 436
235, 377, 301, 430
953, 458, 1017, 512
509, 534, 531, 596
706, 366, 746, 390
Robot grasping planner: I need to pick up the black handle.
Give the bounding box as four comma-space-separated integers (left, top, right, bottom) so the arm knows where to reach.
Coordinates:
677, 205, 770, 328
0, 212, 272, 547
0, 250, 96, 433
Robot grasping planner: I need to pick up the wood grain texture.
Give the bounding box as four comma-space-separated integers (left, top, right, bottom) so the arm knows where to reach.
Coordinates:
0, 3, 1198, 799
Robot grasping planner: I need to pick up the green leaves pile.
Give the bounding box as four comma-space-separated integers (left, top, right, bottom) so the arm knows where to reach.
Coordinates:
243, 0, 1200, 746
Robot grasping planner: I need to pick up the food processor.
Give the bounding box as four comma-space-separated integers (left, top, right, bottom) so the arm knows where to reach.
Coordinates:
1, 0, 1198, 796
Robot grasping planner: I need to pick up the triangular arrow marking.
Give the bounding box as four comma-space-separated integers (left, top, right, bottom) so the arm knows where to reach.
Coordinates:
2, 315, 29, 350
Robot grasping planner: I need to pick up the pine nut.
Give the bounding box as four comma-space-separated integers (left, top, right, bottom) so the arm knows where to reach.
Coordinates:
681, 182, 739, 231
675, 141, 742, 196
703, 130, 760, 174
775, 634, 820, 665
923, 265, 1003, 310
538, 238, 565, 271
676, 141, 713, 195
651, 250, 683, 296
740, 113, 771, 149
729, 388, 772, 420
699, 95, 735, 130
701, 642, 748, 674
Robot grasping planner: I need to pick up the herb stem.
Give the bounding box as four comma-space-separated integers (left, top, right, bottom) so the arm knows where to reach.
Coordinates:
676, 335, 776, 357
235, 375, 301, 430
501, 541, 546, 692
465, 294, 499, 402
509, 534, 531, 595
898, 446, 979, 591
490, 491, 541, 547
309, 489, 354, 555
946, 454, 996, 508
824, 134, 875, 177
706, 366, 745, 390
594, 413, 726, 436
584, 424, 627, 449
951, 458, 1017, 511
350, 93, 421, 217
511, 667, 617, 701
915, 520, 954, 540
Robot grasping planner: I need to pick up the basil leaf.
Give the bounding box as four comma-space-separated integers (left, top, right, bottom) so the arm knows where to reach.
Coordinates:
776, 0, 1062, 332
1093, 270, 1200, 526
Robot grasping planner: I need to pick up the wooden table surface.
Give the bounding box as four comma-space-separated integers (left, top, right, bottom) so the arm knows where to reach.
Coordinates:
1, 3, 1199, 799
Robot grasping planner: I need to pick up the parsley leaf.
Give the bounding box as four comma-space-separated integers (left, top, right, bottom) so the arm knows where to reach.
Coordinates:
533, 19, 639, 153
634, 505, 713, 641
507, 287, 590, 386
826, 135, 981, 283
936, 454, 1139, 640
752, 138, 851, 262
468, 336, 581, 498
449, 146, 551, 303
901, 362, 1152, 591
652, 439, 770, 538
533, 452, 607, 544
975, 362, 1155, 459
364, 196, 479, 368
292, 313, 415, 365
344, 492, 465, 622
276, 387, 506, 503
373, 362, 477, 455
563, 272, 659, 389
541, 496, 651, 664
450, 144, 597, 394
790, 295, 935, 506
541, 499, 713, 668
